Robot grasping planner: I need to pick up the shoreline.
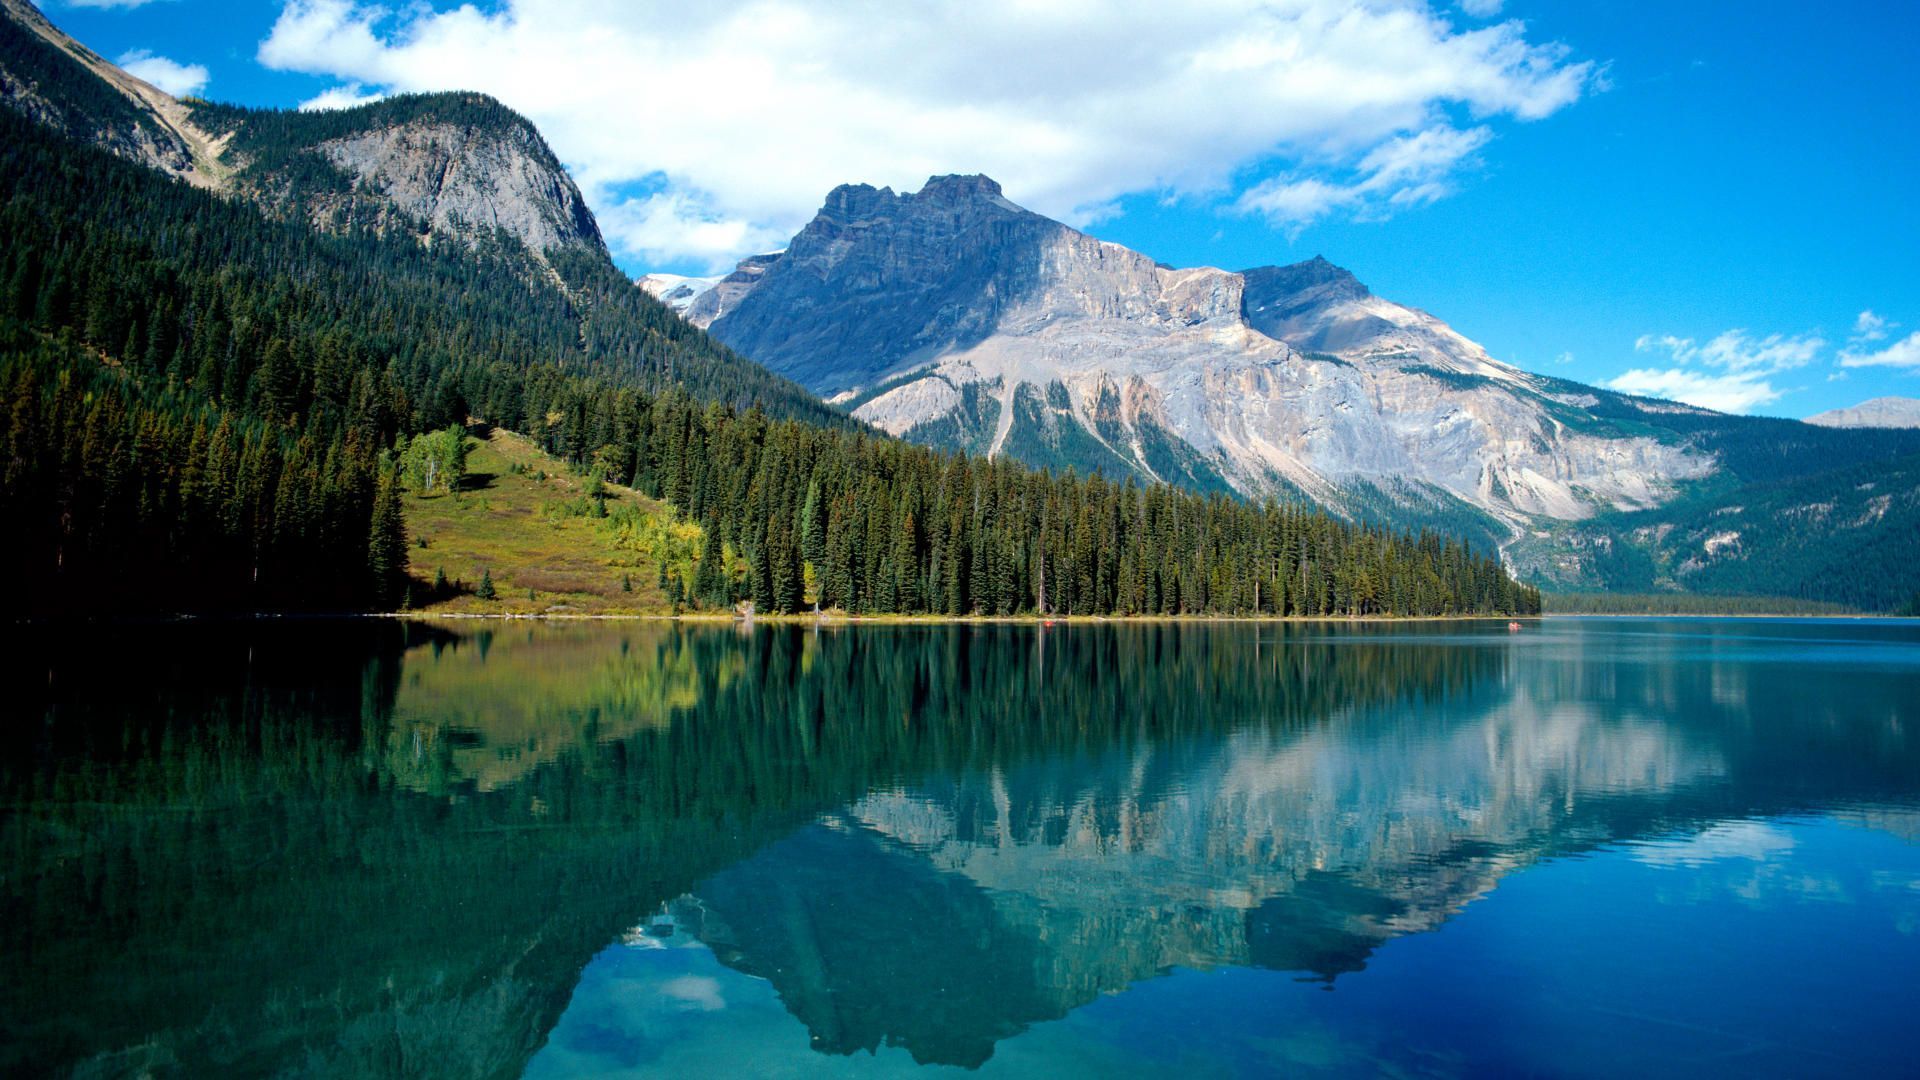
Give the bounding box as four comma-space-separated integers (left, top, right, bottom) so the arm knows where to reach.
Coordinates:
14, 610, 1917, 626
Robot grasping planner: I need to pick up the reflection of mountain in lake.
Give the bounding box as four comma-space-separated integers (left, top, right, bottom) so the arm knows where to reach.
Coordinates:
3, 620, 1915, 1076
673, 627, 1920, 1067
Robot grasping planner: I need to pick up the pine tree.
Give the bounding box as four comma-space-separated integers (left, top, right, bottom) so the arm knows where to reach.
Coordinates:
365, 459, 407, 609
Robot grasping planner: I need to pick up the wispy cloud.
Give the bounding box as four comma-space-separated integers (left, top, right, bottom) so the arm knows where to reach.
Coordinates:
1237, 124, 1494, 229
116, 48, 208, 97
1840, 331, 1920, 370
1852, 309, 1893, 343
255, 0, 1599, 270
1608, 368, 1789, 414
1631, 329, 1824, 373
1835, 309, 1917, 369
1458, 0, 1503, 17
1610, 328, 1824, 413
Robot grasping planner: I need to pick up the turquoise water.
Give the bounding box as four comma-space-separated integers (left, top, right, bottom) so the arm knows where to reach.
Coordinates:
4, 618, 1918, 1076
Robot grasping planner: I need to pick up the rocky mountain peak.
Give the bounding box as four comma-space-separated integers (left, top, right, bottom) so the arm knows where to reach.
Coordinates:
812, 174, 1027, 228
690, 176, 1718, 530
914, 173, 1008, 204
191, 91, 606, 256
703, 175, 1066, 391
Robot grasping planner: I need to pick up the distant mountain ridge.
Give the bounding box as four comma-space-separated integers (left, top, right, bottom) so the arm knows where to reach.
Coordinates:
1806, 397, 1920, 430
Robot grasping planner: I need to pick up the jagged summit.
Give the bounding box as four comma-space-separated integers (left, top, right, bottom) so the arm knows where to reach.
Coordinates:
1243, 256, 1370, 301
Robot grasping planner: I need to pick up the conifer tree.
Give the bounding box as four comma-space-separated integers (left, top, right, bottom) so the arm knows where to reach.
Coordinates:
366, 460, 407, 609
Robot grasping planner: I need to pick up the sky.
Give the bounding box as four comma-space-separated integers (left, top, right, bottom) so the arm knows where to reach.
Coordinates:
43, 0, 1920, 419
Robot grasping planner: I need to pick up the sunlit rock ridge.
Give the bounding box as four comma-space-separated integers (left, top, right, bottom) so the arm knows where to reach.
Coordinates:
683, 175, 1712, 530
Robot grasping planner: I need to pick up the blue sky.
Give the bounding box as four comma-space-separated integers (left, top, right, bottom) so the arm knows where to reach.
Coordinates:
45, 0, 1920, 419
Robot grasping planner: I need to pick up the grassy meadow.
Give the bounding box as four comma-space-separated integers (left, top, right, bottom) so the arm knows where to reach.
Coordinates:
402, 428, 681, 615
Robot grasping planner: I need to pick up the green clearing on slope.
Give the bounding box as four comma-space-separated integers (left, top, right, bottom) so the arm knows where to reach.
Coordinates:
403, 428, 692, 616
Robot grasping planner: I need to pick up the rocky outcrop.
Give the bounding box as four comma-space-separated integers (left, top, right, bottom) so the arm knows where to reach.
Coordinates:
687, 175, 1714, 528
1806, 396, 1920, 430
309, 114, 604, 254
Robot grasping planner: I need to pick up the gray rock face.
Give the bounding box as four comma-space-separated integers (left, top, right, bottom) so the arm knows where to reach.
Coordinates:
704, 175, 1069, 393
313, 117, 604, 255
692, 175, 1714, 528
1806, 397, 1920, 430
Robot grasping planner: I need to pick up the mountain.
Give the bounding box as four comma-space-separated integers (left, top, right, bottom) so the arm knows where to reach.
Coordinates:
191, 94, 607, 257
636, 272, 720, 315
673, 175, 1920, 605
1807, 396, 1920, 430
689, 176, 1718, 528
2, 0, 600, 257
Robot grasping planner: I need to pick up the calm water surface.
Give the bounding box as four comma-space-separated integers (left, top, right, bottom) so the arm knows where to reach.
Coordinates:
4, 618, 1918, 1077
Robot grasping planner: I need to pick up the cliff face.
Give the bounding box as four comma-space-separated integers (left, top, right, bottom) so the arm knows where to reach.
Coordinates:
700, 176, 1068, 392
198, 93, 608, 257
695, 175, 1714, 528
298, 110, 606, 254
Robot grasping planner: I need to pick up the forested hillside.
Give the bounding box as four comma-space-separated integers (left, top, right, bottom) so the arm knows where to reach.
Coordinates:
0, 105, 1534, 618
1511, 381, 1920, 611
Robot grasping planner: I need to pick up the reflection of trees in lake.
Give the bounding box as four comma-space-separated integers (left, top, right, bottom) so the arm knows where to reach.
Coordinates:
1, 621, 1914, 1075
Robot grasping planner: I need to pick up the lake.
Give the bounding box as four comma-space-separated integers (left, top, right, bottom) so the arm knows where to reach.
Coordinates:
4, 618, 1918, 1077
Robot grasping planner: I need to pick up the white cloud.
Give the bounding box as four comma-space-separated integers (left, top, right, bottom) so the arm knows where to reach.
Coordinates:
1853, 309, 1893, 343
116, 48, 209, 98
299, 83, 387, 111
1459, 0, 1504, 16
1632, 821, 1795, 868
1840, 330, 1920, 369
1608, 367, 1787, 414
1553, 351, 1574, 365
1632, 329, 1824, 373
596, 191, 791, 270
1612, 328, 1825, 413
1239, 124, 1494, 227
255, 0, 1598, 270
